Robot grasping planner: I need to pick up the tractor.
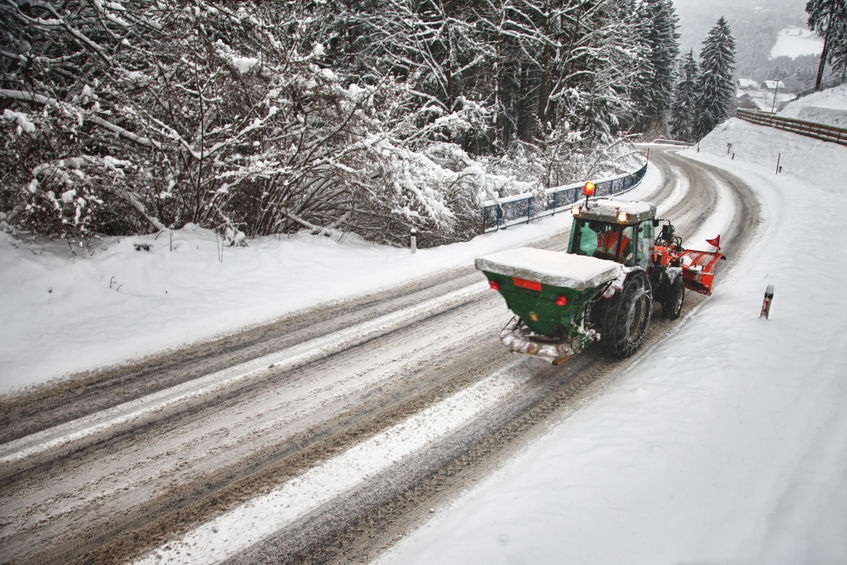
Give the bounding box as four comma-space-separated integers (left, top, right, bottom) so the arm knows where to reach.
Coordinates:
475, 189, 724, 365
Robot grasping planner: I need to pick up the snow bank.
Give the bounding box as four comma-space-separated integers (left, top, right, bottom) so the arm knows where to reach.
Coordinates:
699, 118, 846, 193
779, 83, 847, 128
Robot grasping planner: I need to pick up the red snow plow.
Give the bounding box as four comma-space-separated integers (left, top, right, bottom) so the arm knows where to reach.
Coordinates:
654, 228, 724, 296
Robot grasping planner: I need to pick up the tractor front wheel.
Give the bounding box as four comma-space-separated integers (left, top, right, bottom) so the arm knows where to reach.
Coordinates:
601, 271, 653, 358
662, 275, 685, 320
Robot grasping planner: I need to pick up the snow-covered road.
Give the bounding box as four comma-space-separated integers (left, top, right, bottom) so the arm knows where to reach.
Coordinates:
0, 145, 763, 564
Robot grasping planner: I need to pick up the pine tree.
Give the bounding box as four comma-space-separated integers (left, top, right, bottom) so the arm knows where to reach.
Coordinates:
806, 0, 847, 88
629, 0, 680, 134
829, 16, 847, 78
669, 50, 698, 142
694, 17, 736, 140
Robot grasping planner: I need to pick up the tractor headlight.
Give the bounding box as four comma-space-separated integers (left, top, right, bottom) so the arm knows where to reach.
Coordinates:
617, 210, 629, 223
571, 205, 581, 217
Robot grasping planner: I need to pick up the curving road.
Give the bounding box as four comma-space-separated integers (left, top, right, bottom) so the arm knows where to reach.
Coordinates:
0, 147, 761, 565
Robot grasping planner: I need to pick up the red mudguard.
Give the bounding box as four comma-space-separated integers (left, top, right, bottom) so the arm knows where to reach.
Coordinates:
680, 249, 724, 295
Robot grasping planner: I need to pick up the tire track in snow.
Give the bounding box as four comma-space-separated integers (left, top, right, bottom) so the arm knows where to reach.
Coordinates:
0, 281, 489, 466
132, 365, 538, 565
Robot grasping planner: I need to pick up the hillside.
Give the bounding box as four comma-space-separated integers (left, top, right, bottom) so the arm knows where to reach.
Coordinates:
673, 0, 828, 88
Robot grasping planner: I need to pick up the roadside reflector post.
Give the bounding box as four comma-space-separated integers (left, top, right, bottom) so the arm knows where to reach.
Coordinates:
760, 284, 775, 319
776, 153, 781, 174
410, 227, 417, 254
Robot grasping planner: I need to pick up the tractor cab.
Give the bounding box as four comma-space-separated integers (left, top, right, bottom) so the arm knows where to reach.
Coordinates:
568, 199, 657, 268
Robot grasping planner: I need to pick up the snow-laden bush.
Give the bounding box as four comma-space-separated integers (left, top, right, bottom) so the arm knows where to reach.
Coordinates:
0, 0, 645, 248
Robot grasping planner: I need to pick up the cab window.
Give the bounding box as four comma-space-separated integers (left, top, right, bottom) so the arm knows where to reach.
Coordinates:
635, 220, 654, 268
569, 220, 636, 265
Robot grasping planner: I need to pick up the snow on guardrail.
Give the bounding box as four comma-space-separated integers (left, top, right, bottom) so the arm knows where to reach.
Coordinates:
480, 162, 648, 233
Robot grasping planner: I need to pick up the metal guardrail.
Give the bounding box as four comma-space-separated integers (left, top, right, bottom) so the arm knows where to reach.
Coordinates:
480, 162, 648, 233
735, 108, 847, 147
649, 138, 693, 147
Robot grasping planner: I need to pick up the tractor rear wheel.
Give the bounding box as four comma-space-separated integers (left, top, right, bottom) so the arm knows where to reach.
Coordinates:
601, 271, 652, 358
662, 275, 685, 320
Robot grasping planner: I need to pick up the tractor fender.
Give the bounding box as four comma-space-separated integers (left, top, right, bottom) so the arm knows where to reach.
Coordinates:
601, 265, 644, 299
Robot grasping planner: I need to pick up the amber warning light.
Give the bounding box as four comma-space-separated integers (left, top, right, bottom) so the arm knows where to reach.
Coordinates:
583, 181, 595, 196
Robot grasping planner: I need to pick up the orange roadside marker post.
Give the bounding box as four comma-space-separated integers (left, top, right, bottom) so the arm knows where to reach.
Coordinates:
760, 284, 775, 319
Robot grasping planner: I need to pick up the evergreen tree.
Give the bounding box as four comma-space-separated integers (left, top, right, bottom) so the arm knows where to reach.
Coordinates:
630, 0, 680, 134
669, 50, 698, 142
829, 16, 847, 78
806, 0, 847, 87
694, 17, 736, 140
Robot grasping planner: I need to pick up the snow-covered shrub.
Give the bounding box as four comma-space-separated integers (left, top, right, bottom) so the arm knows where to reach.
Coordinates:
0, 101, 149, 240
0, 0, 647, 248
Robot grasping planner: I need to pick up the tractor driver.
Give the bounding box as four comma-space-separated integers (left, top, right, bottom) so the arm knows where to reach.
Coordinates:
596, 225, 634, 262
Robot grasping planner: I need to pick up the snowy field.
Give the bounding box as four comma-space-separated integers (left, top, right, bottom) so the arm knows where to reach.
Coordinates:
769, 26, 823, 60
2, 87, 847, 565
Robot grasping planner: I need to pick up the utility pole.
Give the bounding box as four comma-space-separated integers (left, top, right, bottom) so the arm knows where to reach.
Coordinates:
770, 78, 779, 113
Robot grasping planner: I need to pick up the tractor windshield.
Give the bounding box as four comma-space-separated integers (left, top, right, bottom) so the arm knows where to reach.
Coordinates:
569, 219, 636, 265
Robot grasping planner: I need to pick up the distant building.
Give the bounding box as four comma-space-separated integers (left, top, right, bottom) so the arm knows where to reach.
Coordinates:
736, 94, 759, 110
761, 80, 785, 91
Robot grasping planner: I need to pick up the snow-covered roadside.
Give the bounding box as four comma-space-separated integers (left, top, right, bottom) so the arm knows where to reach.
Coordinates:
376, 117, 847, 563
0, 165, 659, 396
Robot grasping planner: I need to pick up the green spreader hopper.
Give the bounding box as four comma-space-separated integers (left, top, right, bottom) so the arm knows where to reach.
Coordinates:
475, 247, 624, 364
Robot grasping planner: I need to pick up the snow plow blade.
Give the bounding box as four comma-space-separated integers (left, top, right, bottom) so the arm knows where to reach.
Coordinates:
680, 249, 725, 295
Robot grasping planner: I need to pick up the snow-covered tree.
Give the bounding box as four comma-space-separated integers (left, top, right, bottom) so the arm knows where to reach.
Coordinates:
0, 1, 468, 243
629, 0, 680, 135
806, 0, 847, 87
0, 0, 645, 245
693, 17, 736, 140
669, 50, 699, 142
829, 19, 847, 79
